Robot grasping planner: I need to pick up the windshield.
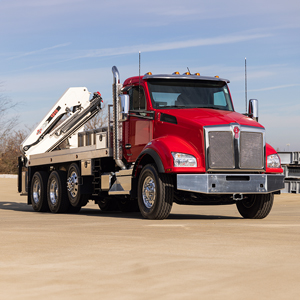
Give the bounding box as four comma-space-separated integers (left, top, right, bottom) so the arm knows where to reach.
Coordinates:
147, 79, 233, 111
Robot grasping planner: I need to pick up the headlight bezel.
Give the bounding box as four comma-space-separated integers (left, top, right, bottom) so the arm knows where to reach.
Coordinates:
267, 154, 281, 168
171, 152, 197, 168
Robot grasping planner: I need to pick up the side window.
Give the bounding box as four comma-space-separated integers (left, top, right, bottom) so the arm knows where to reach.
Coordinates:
129, 86, 146, 110
213, 91, 227, 107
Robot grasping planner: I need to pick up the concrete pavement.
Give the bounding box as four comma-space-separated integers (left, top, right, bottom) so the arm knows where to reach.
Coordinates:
1, 178, 300, 300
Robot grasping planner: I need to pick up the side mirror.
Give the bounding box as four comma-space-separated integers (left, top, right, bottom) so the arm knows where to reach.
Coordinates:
248, 99, 258, 122
119, 94, 129, 121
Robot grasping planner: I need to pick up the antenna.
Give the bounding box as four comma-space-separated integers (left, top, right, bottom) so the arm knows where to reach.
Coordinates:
139, 51, 141, 110
187, 67, 191, 74
245, 57, 247, 114
139, 51, 141, 79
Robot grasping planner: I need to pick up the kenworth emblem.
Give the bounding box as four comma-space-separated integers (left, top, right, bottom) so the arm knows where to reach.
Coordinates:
234, 126, 240, 139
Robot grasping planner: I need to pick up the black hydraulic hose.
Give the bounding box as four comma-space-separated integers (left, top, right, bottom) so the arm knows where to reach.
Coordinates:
22, 113, 66, 152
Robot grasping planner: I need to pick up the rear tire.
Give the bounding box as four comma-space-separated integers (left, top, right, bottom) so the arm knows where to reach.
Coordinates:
236, 194, 274, 219
47, 170, 70, 213
138, 164, 174, 220
67, 163, 88, 208
31, 171, 49, 212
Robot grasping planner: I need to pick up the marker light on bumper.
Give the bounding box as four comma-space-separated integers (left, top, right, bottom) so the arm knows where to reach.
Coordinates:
172, 152, 197, 167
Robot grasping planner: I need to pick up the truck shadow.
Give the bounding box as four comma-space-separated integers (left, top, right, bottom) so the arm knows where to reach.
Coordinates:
168, 213, 241, 220
0, 201, 241, 220
78, 208, 242, 220
0, 201, 32, 212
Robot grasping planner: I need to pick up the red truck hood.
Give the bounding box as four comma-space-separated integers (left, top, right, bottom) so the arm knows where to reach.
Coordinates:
160, 108, 264, 128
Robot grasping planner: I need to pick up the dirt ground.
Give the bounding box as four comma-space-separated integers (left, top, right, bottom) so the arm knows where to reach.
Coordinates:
1, 178, 300, 300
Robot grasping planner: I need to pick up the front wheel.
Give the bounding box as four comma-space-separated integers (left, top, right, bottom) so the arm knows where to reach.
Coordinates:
236, 194, 274, 219
138, 164, 174, 220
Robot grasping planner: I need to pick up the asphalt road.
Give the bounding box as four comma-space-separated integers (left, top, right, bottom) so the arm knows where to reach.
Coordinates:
1, 177, 300, 300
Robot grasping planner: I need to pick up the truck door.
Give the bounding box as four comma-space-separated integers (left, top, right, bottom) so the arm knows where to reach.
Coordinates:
123, 85, 153, 163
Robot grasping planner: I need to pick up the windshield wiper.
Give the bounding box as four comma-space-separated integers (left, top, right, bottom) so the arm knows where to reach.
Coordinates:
160, 105, 186, 108
203, 106, 224, 110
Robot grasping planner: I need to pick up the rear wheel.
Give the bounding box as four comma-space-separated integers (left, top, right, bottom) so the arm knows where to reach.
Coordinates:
67, 163, 88, 208
47, 170, 69, 213
138, 164, 174, 220
31, 171, 49, 212
236, 194, 274, 219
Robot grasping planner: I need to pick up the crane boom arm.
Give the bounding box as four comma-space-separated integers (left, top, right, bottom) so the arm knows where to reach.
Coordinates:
21, 87, 102, 162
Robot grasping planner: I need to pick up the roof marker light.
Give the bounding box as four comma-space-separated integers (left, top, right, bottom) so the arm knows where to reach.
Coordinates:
194, 73, 200, 76
145, 72, 152, 75
215, 75, 219, 78
184, 72, 191, 75
173, 71, 180, 75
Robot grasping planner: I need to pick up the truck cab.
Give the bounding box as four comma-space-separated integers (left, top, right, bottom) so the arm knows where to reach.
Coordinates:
119, 71, 284, 219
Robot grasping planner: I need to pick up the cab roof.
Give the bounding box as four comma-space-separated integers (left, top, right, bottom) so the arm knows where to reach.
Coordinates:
143, 73, 230, 83
123, 74, 230, 86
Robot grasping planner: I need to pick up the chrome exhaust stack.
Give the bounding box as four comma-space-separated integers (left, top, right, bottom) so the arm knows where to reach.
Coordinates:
112, 66, 126, 170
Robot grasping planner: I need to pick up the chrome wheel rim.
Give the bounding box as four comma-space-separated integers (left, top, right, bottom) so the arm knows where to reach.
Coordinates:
142, 176, 156, 209
49, 179, 58, 205
32, 179, 41, 204
67, 171, 78, 198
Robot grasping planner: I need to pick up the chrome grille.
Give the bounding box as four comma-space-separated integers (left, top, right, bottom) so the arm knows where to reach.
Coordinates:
208, 131, 234, 169
206, 125, 265, 170
240, 132, 263, 169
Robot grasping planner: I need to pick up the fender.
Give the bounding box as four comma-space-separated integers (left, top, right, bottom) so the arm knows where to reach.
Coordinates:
135, 148, 165, 174
134, 135, 206, 176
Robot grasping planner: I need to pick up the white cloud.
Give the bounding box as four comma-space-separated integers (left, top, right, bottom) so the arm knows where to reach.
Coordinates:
2, 0, 299, 35
82, 33, 270, 57
1, 32, 271, 74
250, 84, 300, 92
1, 0, 84, 8
7, 43, 70, 60
37, 33, 274, 64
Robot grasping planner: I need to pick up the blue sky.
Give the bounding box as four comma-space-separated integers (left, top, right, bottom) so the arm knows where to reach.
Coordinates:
1, 0, 299, 151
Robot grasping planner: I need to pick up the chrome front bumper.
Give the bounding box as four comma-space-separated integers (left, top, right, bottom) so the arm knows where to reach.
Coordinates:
177, 174, 285, 194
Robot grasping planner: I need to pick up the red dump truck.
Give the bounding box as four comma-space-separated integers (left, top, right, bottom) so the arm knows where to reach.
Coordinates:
18, 66, 284, 219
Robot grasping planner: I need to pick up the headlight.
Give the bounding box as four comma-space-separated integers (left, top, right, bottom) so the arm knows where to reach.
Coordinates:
171, 152, 197, 167
267, 154, 281, 168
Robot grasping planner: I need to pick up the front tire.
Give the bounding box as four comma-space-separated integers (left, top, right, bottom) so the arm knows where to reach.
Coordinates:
138, 164, 174, 220
47, 170, 69, 213
31, 171, 49, 212
236, 194, 274, 219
